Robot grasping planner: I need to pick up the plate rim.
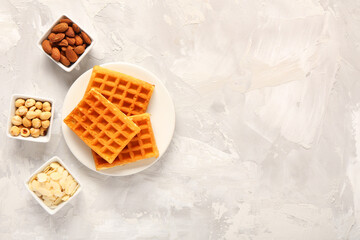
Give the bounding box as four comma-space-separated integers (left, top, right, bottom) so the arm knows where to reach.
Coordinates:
61, 61, 175, 176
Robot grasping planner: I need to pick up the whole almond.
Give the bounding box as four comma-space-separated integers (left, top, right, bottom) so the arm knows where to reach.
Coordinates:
60, 55, 71, 66
66, 37, 75, 46
65, 27, 75, 37
81, 32, 92, 45
48, 33, 55, 40
66, 46, 78, 63
52, 23, 68, 33
75, 35, 83, 45
41, 40, 52, 54
82, 43, 87, 48
72, 23, 80, 33
58, 39, 68, 47
61, 47, 67, 52
51, 47, 60, 61
74, 45, 85, 55
49, 33, 65, 43
60, 18, 72, 25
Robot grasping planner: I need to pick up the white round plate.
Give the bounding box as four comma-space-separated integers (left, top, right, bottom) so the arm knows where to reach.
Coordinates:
62, 62, 175, 176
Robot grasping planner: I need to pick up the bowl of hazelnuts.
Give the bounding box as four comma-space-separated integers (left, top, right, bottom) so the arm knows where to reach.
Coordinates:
7, 94, 54, 143
38, 15, 95, 72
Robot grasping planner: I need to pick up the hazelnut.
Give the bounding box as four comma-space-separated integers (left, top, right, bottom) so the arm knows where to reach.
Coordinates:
15, 109, 21, 116
26, 111, 37, 120
30, 128, 40, 138
35, 101, 43, 110
23, 117, 32, 128
21, 128, 30, 137
10, 126, 20, 136
35, 109, 42, 118
15, 99, 25, 107
18, 106, 28, 116
41, 120, 50, 129
25, 98, 36, 108
11, 116, 22, 126
39, 127, 47, 136
40, 112, 51, 120
42, 102, 51, 112
32, 118, 41, 128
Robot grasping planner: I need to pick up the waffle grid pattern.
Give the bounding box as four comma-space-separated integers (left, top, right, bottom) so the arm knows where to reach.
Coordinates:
64, 89, 140, 163
86, 66, 155, 116
93, 113, 159, 170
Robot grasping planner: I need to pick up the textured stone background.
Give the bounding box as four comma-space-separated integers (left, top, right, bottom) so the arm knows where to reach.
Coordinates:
1, 0, 360, 239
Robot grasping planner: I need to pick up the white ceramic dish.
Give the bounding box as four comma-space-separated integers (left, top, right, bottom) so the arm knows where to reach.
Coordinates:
62, 62, 175, 176
7, 94, 55, 143
25, 156, 83, 215
37, 14, 95, 72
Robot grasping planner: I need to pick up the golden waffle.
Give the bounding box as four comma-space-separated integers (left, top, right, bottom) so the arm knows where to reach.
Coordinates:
92, 113, 159, 170
85, 66, 155, 116
64, 89, 140, 164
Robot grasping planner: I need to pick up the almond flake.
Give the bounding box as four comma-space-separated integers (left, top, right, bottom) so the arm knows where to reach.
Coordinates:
37, 173, 48, 183
62, 195, 69, 201
50, 162, 60, 169
50, 172, 61, 181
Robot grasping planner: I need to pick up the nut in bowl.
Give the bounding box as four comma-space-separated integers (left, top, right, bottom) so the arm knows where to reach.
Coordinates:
25, 156, 82, 215
7, 94, 54, 143
38, 14, 95, 72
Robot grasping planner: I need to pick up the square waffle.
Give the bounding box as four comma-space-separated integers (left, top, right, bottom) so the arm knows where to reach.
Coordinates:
64, 89, 140, 164
92, 113, 159, 170
85, 66, 155, 116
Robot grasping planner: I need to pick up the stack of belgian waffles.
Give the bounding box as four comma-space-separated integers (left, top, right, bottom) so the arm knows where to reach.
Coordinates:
64, 66, 159, 170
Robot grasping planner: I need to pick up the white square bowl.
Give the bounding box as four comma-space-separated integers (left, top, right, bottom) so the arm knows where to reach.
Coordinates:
25, 156, 83, 215
7, 94, 55, 143
37, 14, 95, 72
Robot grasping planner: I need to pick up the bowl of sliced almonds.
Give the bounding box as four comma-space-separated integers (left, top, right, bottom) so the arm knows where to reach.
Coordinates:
25, 156, 82, 215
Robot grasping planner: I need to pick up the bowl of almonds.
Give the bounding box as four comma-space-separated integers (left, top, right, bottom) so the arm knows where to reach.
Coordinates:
7, 94, 54, 143
25, 156, 82, 215
38, 15, 95, 72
